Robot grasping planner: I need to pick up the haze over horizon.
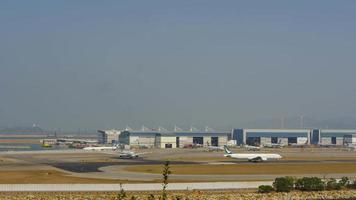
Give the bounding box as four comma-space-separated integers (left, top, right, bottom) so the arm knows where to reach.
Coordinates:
1, 1, 356, 131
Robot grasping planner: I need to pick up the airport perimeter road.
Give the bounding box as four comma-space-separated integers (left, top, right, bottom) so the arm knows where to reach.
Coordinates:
0, 181, 272, 192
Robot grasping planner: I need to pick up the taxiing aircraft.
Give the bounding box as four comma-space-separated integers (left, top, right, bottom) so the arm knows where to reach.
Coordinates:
224, 145, 282, 162
119, 150, 147, 159
83, 144, 147, 159
83, 145, 119, 151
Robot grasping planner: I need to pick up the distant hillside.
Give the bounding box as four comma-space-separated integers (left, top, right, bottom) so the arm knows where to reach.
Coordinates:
0, 126, 45, 134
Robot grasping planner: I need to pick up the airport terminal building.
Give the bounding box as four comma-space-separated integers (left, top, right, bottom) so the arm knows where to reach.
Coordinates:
118, 130, 229, 148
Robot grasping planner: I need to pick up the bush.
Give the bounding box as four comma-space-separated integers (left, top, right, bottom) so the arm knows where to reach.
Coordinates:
273, 176, 295, 192
295, 177, 325, 191
347, 180, 356, 189
326, 178, 342, 190
339, 177, 349, 187
258, 185, 274, 193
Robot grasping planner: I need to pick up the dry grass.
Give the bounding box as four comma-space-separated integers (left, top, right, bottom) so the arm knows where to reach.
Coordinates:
125, 162, 356, 175
0, 170, 145, 184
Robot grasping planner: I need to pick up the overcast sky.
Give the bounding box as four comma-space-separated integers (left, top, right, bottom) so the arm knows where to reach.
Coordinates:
1, 1, 356, 131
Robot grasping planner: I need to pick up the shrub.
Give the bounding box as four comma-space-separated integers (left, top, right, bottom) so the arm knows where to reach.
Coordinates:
116, 183, 126, 200
347, 179, 356, 189
258, 185, 274, 193
161, 161, 171, 200
326, 178, 341, 190
295, 177, 325, 191
273, 176, 295, 192
339, 177, 349, 187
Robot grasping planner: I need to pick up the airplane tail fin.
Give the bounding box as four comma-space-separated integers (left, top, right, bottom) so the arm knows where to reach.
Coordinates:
223, 145, 232, 154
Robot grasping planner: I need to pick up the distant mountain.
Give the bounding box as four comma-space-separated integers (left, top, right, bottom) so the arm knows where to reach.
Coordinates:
0, 126, 44, 134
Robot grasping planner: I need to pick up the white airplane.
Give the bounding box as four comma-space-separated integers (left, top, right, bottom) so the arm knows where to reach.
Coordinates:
344, 141, 356, 151
83, 145, 119, 151
83, 144, 148, 159
118, 150, 147, 159
264, 140, 285, 148
206, 145, 224, 152
243, 145, 261, 151
224, 145, 282, 162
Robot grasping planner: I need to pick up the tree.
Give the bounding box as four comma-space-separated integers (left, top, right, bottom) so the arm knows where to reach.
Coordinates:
273, 176, 295, 192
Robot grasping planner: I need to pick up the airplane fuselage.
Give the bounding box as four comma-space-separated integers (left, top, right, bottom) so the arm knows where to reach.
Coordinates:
225, 153, 282, 162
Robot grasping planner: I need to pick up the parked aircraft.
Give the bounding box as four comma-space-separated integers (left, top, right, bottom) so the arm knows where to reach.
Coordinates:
344, 141, 356, 151
206, 145, 224, 151
291, 140, 309, 148
224, 145, 282, 162
263, 140, 285, 148
243, 145, 261, 151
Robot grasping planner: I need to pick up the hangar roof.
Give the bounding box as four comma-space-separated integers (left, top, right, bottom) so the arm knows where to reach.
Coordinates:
121, 130, 229, 137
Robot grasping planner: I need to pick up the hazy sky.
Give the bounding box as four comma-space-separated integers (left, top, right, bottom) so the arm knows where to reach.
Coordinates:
1, 1, 356, 131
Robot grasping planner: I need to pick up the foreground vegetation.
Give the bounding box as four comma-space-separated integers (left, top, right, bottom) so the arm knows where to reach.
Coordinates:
2, 190, 356, 200
259, 176, 356, 193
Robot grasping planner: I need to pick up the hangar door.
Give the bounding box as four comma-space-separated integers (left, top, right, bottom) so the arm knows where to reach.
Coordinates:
211, 137, 219, 146
193, 137, 204, 145
288, 137, 297, 144
246, 137, 260, 146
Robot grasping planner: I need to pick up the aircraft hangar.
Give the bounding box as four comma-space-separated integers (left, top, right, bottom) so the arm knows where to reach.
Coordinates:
118, 130, 230, 148
232, 128, 311, 146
